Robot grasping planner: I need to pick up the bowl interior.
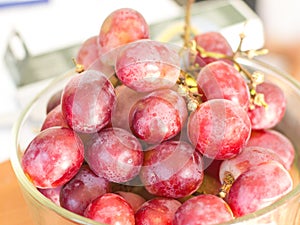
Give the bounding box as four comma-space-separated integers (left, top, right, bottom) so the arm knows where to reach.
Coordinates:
11, 56, 300, 225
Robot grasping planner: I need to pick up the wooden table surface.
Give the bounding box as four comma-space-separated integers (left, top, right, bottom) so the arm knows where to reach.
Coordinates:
0, 160, 35, 225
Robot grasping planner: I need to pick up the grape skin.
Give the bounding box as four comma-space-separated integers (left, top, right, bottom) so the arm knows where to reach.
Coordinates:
197, 61, 250, 110
111, 85, 147, 132
173, 194, 234, 225
115, 191, 146, 213
46, 90, 62, 114
22, 127, 84, 188
219, 146, 284, 183
41, 105, 69, 131
227, 161, 293, 217
99, 8, 149, 53
61, 70, 116, 133
38, 186, 62, 206
84, 193, 135, 225
129, 89, 188, 144
76, 36, 100, 69
135, 197, 181, 225
247, 81, 286, 130
139, 141, 204, 198
188, 99, 251, 160
194, 31, 233, 67
85, 127, 144, 183
246, 129, 295, 170
60, 164, 111, 216
115, 40, 181, 92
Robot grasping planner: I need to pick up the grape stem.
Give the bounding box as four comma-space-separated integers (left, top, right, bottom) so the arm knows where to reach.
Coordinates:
218, 172, 235, 199
179, 2, 268, 112
195, 31, 269, 110
183, 0, 195, 48
72, 58, 85, 73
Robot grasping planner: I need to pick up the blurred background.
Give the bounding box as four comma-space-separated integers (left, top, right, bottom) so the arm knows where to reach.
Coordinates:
1, 0, 300, 163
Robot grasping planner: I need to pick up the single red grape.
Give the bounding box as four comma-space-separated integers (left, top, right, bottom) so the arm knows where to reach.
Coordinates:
173, 194, 234, 225
60, 164, 111, 215
85, 127, 144, 183
22, 127, 84, 188
76, 36, 100, 69
246, 129, 295, 170
41, 105, 69, 131
140, 141, 204, 198
194, 31, 233, 67
46, 90, 62, 114
61, 69, 116, 133
219, 146, 283, 183
111, 85, 147, 132
99, 8, 149, 53
84, 193, 135, 225
247, 81, 286, 130
188, 99, 251, 160
38, 186, 62, 206
115, 40, 181, 92
197, 61, 250, 110
129, 89, 188, 144
227, 161, 293, 217
135, 197, 181, 225
115, 191, 146, 213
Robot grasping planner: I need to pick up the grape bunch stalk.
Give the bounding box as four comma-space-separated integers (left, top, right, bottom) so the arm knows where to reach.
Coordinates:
20, 1, 295, 225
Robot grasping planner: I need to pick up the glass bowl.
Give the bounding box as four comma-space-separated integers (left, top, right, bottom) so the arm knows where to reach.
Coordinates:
10, 56, 300, 224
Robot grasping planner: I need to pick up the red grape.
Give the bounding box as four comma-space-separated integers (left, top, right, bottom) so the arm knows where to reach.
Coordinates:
61, 69, 116, 133
22, 127, 84, 188
140, 141, 204, 198
84, 193, 135, 225
115, 40, 181, 92
99, 8, 149, 53
115, 191, 146, 213
60, 164, 111, 215
219, 146, 283, 183
227, 161, 293, 217
111, 85, 147, 132
173, 194, 234, 225
38, 186, 62, 206
194, 31, 233, 67
246, 129, 295, 170
247, 81, 286, 130
187, 99, 251, 160
76, 36, 100, 69
197, 61, 250, 110
129, 89, 188, 144
135, 197, 181, 225
85, 127, 144, 183
46, 90, 62, 114
41, 105, 69, 131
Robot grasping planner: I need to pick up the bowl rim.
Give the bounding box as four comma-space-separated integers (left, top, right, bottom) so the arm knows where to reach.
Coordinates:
10, 57, 300, 225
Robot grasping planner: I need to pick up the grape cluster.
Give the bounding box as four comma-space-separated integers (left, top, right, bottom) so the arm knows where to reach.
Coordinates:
21, 7, 295, 225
